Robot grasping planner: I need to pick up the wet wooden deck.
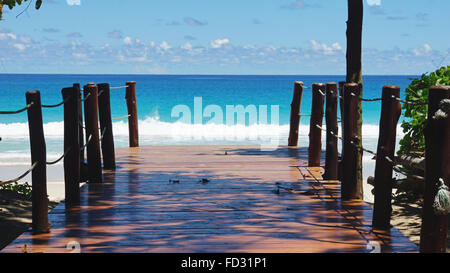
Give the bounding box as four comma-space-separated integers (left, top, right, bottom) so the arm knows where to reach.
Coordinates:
3, 145, 418, 253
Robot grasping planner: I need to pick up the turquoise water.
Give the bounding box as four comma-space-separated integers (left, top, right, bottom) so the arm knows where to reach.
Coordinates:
0, 74, 414, 125
0, 74, 416, 166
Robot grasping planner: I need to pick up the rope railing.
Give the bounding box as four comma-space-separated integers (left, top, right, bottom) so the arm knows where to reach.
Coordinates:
0, 81, 136, 234
0, 162, 38, 187
81, 92, 91, 102
0, 102, 34, 115
290, 81, 450, 251
100, 127, 107, 142
309, 84, 430, 105
46, 147, 72, 166
42, 96, 71, 108
110, 85, 129, 90
112, 114, 131, 121
317, 89, 326, 97
350, 92, 383, 102
391, 95, 428, 106
80, 134, 93, 151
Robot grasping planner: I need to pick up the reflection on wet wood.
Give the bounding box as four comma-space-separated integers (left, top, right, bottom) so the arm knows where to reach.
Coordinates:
2, 145, 417, 253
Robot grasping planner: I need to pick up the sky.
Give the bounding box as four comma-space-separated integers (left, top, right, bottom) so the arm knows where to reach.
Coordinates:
0, 0, 448, 75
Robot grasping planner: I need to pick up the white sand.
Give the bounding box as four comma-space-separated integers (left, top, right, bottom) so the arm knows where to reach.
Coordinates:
0, 165, 66, 202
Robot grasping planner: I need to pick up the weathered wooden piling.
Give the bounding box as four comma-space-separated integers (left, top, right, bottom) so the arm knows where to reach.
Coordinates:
338, 82, 346, 182
372, 85, 401, 230
420, 85, 450, 253
126, 81, 139, 148
323, 83, 339, 180
341, 83, 361, 200
338, 81, 345, 119
288, 81, 304, 147
83, 84, 102, 183
308, 83, 325, 167
97, 83, 116, 170
62, 87, 80, 207
73, 83, 87, 182
26, 91, 49, 234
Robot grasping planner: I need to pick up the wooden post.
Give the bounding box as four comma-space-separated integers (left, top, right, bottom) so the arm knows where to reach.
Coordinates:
323, 83, 339, 180
26, 91, 49, 234
288, 81, 304, 147
341, 83, 361, 200
420, 85, 450, 253
308, 83, 325, 167
338, 81, 345, 120
97, 83, 116, 170
73, 83, 87, 182
338, 81, 346, 182
372, 85, 401, 230
126, 81, 139, 147
83, 84, 102, 183
62, 87, 80, 207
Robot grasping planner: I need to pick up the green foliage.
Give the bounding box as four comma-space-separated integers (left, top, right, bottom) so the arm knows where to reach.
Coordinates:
398, 66, 450, 156
0, 0, 42, 20
395, 66, 450, 201
0, 181, 32, 197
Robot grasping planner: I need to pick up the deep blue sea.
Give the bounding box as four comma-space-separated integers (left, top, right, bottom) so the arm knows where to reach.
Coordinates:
0, 74, 416, 167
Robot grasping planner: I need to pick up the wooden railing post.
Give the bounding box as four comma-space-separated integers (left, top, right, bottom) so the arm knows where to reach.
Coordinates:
420, 85, 450, 253
97, 83, 116, 170
26, 91, 49, 234
126, 81, 139, 147
338, 81, 346, 182
288, 82, 304, 147
342, 83, 361, 200
338, 81, 345, 120
62, 87, 80, 207
323, 83, 339, 180
372, 85, 401, 230
308, 83, 325, 167
83, 84, 102, 183
73, 83, 87, 182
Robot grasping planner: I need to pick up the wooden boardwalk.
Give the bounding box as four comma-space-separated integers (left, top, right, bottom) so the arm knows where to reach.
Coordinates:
3, 145, 418, 253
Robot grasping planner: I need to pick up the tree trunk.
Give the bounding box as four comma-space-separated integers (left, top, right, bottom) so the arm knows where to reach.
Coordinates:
346, 0, 364, 199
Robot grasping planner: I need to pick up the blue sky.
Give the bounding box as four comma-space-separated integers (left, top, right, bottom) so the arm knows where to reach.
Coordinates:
0, 0, 448, 74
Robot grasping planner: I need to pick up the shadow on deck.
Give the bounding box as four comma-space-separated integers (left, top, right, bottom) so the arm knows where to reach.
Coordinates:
2, 145, 418, 253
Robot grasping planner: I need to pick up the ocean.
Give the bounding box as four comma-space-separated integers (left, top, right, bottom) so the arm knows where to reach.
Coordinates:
0, 74, 416, 201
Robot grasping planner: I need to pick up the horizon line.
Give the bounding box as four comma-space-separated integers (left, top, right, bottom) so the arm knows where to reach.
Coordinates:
0, 73, 420, 76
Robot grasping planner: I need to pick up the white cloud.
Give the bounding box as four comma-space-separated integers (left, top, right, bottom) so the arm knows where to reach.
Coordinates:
413, 43, 432, 56
13, 43, 26, 52
331, 42, 342, 51
159, 41, 172, 51
123, 37, 132, 45
367, 0, 381, 6
0, 33, 17, 40
310, 40, 343, 55
181, 42, 192, 51
67, 0, 81, 5
210, 38, 230, 49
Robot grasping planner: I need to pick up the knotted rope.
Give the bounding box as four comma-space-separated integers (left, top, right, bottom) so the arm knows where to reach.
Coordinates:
433, 178, 450, 215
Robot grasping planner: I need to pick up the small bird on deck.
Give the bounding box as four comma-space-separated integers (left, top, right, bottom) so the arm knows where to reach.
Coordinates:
225, 151, 228, 155
199, 178, 210, 184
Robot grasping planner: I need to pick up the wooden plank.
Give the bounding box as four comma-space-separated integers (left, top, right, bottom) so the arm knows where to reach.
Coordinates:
2, 145, 418, 253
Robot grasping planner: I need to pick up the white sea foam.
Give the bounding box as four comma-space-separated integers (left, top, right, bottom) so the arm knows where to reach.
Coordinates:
0, 117, 405, 167
0, 117, 404, 138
